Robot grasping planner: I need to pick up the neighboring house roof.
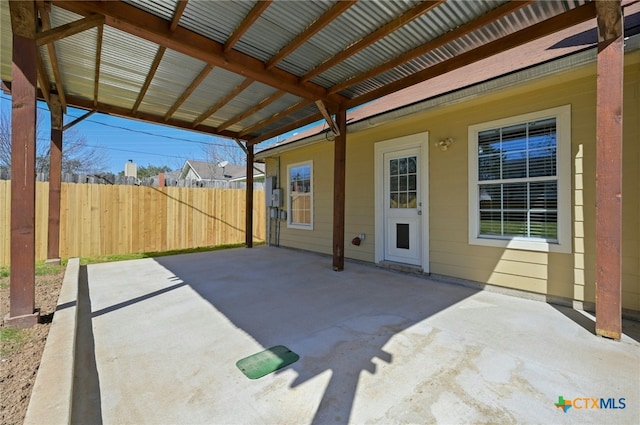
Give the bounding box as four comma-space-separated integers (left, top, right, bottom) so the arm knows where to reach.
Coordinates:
257, 6, 640, 158
163, 170, 181, 180
180, 160, 265, 181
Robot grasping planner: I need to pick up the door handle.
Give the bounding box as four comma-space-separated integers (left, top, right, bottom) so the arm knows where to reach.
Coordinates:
417, 210, 422, 215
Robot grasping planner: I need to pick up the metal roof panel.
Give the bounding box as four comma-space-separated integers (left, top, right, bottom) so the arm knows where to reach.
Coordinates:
179, 0, 255, 45
234, 0, 336, 64
97, 26, 159, 110
137, 49, 207, 117
173, 67, 248, 123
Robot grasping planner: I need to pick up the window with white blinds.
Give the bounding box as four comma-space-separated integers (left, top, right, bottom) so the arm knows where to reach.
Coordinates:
468, 106, 571, 253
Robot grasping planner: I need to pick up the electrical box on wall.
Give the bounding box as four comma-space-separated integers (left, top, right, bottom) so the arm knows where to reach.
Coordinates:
272, 188, 283, 207
265, 176, 276, 207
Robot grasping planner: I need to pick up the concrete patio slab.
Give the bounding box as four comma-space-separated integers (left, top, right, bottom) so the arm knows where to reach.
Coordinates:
69, 246, 638, 424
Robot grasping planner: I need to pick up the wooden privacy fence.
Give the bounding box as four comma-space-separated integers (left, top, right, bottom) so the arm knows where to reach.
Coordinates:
0, 181, 265, 265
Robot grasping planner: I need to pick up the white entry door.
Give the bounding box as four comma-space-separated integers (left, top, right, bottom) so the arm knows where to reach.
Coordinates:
383, 148, 422, 265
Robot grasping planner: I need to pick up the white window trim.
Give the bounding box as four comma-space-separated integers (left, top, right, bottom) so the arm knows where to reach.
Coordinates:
287, 160, 313, 230
468, 105, 572, 253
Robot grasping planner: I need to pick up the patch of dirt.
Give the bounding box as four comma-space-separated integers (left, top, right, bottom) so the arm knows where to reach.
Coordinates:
0, 270, 65, 425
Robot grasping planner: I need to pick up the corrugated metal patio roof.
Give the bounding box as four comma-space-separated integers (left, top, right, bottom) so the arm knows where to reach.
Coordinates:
0, 0, 607, 145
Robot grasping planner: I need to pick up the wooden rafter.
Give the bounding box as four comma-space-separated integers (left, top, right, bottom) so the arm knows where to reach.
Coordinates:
170, 0, 189, 32
192, 78, 255, 128
331, 0, 533, 96
265, 1, 356, 70
224, 0, 272, 53
249, 110, 323, 145
239, 99, 313, 138
345, 2, 596, 109
133, 2, 188, 115
35, 14, 104, 46
94, 24, 103, 106
53, 0, 346, 107
36, 51, 51, 105
301, 0, 444, 83
218, 91, 286, 132
131, 46, 166, 114
164, 64, 214, 121
37, 1, 67, 111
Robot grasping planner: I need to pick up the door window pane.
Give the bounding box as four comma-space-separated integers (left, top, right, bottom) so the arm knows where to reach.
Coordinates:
389, 155, 418, 209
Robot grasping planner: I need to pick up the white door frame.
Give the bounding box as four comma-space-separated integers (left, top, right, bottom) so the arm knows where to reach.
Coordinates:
374, 132, 429, 272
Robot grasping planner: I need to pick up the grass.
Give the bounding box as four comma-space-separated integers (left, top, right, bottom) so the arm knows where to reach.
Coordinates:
0, 261, 66, 284
0, 327, 28, 355
0, 242, 262, 277
80, 242, 262, 265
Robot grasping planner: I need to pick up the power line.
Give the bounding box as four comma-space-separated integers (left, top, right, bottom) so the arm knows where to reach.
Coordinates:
1, 94, 243, 150
83, 143, 202, 160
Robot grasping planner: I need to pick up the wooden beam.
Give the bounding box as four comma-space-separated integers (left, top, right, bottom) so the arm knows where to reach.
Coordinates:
35, 14, 104, 46
192, 78, 254, 127
170, 0, 189, 32
239, 99, 313, 138
331, 0, 534, 96
346, 2, 596, 109
52, 0, 345, 107
37, 1, 67, 111
36, 51, 51, 105
131, 46, 166, 114
245, 143, 254, 248
301, 0, 444, 83
234, 138, 249, 155
315, 100, 339, 136
7, 0, 39, 327
332, 108, 347, 271
224, 0, 272, 53
265, 1, 356, 70
2, 80, 244, 140
94, 23, 103, 106
595, 0, 624, 340
218, 90, 286, 132
164, 64, 214, 121
249, 110, 323, 145
63, 110, 95, 131
47, 94, 63, 262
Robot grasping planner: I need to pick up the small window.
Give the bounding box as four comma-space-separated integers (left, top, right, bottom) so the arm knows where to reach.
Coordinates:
287, 161, 313, 230
468, 105, 571, 253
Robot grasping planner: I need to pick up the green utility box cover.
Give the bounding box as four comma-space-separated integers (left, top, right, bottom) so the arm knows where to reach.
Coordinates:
236, 345, 300, 379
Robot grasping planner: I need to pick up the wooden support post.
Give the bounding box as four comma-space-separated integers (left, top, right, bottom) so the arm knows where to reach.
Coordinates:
246, 143, 254, 248
47, 94, 63, 264
595, 0, 623, 340
332, 109, 347, 271
6, 0, 39, 327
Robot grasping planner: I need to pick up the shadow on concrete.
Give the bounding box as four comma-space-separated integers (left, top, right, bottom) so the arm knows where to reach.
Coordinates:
91, 281, 186, 318
550, 303, 640, 343
549, 304, 595, 335
71, 266, 103, 425
622, 320, 640, 343
154, 248, 479, 424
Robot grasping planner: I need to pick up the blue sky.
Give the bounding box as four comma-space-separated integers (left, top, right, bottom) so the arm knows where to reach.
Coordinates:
0, 94, 300, 174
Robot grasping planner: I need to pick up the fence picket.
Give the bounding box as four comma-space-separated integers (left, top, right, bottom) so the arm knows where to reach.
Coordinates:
0, 181, 265, 265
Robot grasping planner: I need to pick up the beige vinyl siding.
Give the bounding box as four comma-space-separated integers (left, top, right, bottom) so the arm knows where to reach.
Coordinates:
266, 51, 639, 311
277, 142, 334, 255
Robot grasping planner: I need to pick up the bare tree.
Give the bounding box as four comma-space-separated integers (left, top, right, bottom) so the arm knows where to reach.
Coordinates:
0, 109, 109, 174
202, 137, 246, 165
